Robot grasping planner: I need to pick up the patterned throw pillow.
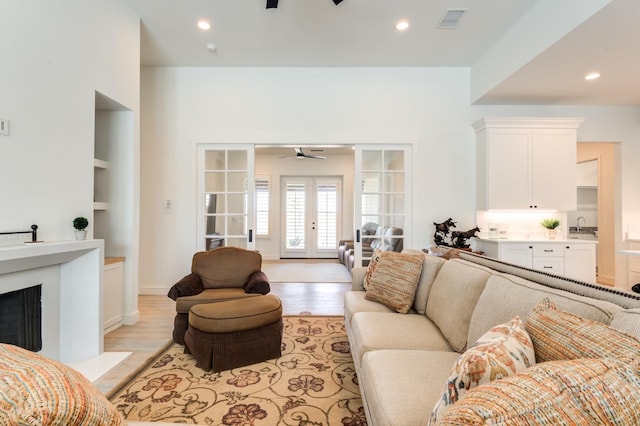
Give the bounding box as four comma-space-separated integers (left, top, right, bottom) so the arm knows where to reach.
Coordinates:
435, 358, 640, 425
525, 298, 640, 363
429, 316, 535, 425
364, 251, 424, 313
362, 249, 383, 290
0, 344, 125, 425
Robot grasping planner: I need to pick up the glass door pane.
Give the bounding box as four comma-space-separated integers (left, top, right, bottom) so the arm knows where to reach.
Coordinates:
285, 181, 306, 250
198, 145, 255, 251
354, 145, 411, 268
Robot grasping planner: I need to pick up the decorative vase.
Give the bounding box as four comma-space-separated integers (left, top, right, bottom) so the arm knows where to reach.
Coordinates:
74, 230, 87, 240
546, 229, 557, 240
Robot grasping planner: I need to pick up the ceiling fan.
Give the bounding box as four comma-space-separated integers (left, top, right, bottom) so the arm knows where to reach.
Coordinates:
279, 147, 326, 160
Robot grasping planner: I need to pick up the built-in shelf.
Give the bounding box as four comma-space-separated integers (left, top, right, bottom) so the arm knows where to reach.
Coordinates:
93, 202, 109, 211
93, 158, 109, 169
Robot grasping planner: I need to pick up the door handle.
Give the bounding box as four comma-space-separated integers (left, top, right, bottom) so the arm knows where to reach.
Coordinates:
356, 229, 361, 243
249, 229, 253, 243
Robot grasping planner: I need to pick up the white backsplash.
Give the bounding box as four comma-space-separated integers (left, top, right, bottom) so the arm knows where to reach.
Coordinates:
475, 211, 569, 240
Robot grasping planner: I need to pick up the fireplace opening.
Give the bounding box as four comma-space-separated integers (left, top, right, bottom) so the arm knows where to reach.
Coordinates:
0, 285, 42, 352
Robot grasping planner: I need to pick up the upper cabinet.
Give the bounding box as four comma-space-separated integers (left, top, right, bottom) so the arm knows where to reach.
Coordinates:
473, 117, 583, 211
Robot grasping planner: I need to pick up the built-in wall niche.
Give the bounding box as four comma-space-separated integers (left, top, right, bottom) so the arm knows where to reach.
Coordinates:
94, 91, 134, 332
94, 91, 132, 257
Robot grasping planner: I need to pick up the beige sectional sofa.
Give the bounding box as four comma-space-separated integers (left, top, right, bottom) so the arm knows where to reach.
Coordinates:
344, 250, 640, 425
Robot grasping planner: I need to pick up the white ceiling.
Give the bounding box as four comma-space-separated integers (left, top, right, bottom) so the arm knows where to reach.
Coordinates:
125, 0, 640, 105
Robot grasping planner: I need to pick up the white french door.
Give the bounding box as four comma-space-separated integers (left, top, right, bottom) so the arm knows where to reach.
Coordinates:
353, 145, 411, 268
197, 145, 255, 251
281, 176, 342, 258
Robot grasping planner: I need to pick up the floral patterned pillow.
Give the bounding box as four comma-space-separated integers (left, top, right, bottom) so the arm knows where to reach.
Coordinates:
362, 249, 383, 290
429, 316, 536, 425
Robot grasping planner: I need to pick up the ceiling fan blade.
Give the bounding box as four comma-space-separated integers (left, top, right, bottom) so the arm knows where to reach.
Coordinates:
279, 147, 326, 159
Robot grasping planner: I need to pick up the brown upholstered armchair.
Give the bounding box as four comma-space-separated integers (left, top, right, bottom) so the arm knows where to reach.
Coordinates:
167, 246, 271, 344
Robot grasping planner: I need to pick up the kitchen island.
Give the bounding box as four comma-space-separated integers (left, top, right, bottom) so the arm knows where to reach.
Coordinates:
472, 238, 597, 284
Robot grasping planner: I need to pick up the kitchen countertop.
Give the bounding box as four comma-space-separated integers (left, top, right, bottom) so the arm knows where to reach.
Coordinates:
474, 238, 597, 244
617, 250, 640, 256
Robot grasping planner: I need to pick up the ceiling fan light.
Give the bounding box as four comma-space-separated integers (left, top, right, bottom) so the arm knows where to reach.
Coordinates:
197, 20, 210, 31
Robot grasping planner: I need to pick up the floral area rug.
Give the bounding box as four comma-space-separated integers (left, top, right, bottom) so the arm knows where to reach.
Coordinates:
108, 316, 366, 425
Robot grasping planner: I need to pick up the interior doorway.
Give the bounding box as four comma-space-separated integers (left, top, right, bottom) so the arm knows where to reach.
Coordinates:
280, 176, 342, 258
576, 142, 618, 286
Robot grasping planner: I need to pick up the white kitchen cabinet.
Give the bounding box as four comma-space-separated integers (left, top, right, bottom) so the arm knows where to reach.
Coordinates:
473, 118, 583, 211
472, 239, 596, 283
564, 243, 597, 283
499, 243, 533, 268
104, 257, 125, 333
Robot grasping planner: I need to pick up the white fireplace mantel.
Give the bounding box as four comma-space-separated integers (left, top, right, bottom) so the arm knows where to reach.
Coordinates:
0, 240, 105, 363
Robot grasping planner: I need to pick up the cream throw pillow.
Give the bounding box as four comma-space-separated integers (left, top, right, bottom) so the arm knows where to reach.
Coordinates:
429, 316, 536, 425
364, 251, 423, 313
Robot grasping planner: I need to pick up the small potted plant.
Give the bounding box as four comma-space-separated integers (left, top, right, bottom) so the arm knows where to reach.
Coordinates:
73, 216, 89, 240
541, 218, 560, 240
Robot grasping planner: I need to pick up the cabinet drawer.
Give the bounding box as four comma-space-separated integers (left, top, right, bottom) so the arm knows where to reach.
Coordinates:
532, 244, 563, 257
533, 256, 564, 274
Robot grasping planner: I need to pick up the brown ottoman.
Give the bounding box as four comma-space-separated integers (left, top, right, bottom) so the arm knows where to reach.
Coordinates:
184, 294, 283, 372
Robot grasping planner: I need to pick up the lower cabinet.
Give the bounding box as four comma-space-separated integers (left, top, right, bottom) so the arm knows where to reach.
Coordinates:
104, 257, 125, 333
472, 240, 596, 284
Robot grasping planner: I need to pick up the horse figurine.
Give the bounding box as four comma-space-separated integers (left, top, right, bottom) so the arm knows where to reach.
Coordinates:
433, 218, 457, 246
451, 226, 480, 248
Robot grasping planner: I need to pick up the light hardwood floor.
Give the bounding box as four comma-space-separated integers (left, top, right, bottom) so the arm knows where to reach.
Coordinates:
95, 281, 351, 394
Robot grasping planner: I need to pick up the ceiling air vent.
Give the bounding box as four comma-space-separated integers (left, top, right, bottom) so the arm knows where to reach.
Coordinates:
437, 9, 467, 29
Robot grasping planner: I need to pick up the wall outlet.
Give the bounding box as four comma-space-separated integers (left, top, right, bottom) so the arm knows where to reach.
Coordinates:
0, 118, 9, 136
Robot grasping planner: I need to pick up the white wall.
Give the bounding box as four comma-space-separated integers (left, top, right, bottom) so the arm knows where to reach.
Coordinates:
139, 66, 640, 293
0, 0, 140, 240
0, 1, 141, 321
139, 67, 474, 292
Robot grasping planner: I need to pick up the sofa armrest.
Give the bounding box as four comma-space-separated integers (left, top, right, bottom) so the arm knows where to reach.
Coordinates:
244, 271, 271, 295
167, 273, 204, 301
351, 267, 367, 291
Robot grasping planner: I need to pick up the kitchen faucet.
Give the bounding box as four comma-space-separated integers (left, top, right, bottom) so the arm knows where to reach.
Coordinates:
577, 216, 586, 232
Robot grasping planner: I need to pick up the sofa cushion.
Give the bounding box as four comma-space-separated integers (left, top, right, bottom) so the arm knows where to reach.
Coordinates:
364, 251, 424, 314
467, 273, 622, 346
0, 344, 125, 425
458, 251, 640, 309
426, 259, 493, 352
435, 358, 640, 425
344, 291, 395, 328
610, 308, 640, 339
349, 312, 452, 371
360, 350, 460, 426
175, 288, 261, 314
362, 249, 383, 290
402, 249, 447, 314
525, 298, 640, 363
430, 316, 535, 424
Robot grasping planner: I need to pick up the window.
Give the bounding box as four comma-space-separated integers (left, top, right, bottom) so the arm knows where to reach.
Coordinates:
255, 176, 270, 236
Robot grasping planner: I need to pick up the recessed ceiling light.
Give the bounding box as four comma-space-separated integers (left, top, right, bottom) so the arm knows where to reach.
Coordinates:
197, 20, 211, 31
585, 72, 601, 81
396, 20, 409, 31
